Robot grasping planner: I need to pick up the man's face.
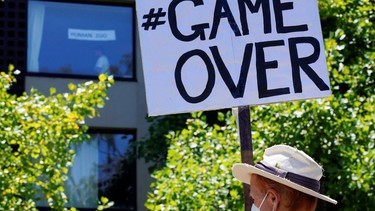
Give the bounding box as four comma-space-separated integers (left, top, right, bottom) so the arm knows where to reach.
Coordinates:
249, 175, 274, 210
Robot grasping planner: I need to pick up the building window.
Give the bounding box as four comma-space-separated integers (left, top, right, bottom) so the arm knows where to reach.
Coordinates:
37, 130, 137, 210
27, 0, 135, 80
67, 131, 136, 210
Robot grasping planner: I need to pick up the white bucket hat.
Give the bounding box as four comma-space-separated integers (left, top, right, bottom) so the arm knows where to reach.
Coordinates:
232, 144, 337, 204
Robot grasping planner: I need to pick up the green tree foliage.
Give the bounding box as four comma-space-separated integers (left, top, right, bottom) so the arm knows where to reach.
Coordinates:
134, 113, 190, 173
143, 0, 374, 210
0, 67, 115, 210
145, 112, 244, 210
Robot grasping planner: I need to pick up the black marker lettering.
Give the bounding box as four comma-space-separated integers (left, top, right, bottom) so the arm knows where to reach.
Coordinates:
273, 0, 308, 33
209, 44, 253, 98
238, 0, 271, 35
175, 49, 215, 103
169, 0, 210, 41
289, 37, 329, 93
256, 40, 291, 98
210, 0, 242, 40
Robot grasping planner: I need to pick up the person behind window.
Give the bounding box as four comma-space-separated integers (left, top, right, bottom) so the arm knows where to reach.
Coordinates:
232, 144, 337, 211
94, 47, 110, 74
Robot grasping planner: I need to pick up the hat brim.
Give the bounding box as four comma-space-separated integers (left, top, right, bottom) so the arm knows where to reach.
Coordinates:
232, 163, 337, 204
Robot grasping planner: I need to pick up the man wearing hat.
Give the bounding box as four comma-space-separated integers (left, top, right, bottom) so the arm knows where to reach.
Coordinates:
232, 144, 337, 211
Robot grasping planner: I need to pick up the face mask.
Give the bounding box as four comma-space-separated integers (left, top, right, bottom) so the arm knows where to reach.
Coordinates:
251, 192, 269, 211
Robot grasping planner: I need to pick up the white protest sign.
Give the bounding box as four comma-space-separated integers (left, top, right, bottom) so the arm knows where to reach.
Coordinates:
136, 0, 331, 116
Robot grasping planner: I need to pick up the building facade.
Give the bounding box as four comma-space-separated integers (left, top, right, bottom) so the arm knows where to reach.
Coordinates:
0, 0, 152, 210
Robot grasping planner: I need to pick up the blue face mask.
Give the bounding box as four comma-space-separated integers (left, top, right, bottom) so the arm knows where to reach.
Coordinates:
251, 192, 269, 211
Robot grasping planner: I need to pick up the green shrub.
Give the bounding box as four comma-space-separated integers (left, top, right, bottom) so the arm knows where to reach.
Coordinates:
0, 67, 114, 210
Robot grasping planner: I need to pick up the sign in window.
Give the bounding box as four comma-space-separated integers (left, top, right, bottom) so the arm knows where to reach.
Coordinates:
28, 1, 135, 79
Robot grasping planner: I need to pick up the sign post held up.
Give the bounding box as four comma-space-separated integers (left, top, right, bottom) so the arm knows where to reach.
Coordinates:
136, 0, 331, 210
233, 106, 254, 210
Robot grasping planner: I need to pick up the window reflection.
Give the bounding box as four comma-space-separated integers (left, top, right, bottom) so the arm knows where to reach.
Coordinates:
28, 1, 134, 79
65, 132, 136, 210
98, 134, 136, 210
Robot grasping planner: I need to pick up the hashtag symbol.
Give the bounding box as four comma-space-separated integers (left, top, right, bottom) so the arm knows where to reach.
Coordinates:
142, 8, 167, 31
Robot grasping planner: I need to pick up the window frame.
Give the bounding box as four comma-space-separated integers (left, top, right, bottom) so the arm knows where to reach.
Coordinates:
26, 0, 136, 82
37, 128, 137, 211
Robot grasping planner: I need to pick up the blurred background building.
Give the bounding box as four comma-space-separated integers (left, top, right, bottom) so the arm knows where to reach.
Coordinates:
0, 0, 152, 210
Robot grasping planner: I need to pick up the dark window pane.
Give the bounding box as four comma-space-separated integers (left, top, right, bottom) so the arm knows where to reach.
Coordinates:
64, 132, 136, 210
98, 134, 136, 210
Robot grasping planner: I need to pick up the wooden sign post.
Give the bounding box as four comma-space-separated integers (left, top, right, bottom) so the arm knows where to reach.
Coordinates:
233, 106, 254, 210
